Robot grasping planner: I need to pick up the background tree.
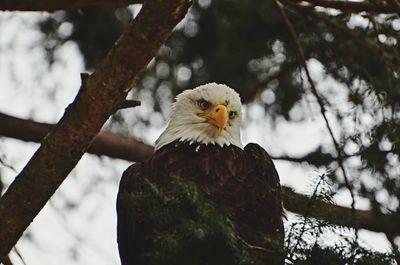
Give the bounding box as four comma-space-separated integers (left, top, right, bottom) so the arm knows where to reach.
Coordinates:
0, 0, 399, 264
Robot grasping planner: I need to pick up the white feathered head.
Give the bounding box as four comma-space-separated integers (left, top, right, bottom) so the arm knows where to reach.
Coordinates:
155, 83, 242, 150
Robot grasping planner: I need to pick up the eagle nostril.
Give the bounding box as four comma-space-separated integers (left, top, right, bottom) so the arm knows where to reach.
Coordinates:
216, 108, 220, 112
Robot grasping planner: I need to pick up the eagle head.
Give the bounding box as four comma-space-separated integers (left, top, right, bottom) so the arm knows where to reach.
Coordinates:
155, 83, 242, 150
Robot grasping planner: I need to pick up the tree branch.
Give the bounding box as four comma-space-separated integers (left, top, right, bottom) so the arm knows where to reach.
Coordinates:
1, 113, 399, 237
0, 0, 190, 260
285, 0, 397, 14
0, 0, 143, 12
282, 187, 400, 236
0, 112, 341, 166
115, 99, 142, 111
0, 112, 154, 162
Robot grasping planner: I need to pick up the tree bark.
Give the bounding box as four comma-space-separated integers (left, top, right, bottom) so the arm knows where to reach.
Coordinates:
0, 0, 190, 260
1, 113, 400, 238
0, 0, 143, 11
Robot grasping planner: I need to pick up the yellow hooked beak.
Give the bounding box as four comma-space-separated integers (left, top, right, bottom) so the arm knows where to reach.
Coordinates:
205, 104, 228, 132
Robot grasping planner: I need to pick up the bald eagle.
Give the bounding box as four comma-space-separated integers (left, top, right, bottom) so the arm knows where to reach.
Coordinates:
117, 83, 284, 265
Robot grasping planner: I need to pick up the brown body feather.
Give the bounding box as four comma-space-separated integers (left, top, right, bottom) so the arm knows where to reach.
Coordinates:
117, 140, 283, 265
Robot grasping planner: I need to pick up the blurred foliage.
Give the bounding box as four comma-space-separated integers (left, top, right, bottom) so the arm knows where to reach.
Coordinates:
36, 0, 400, 243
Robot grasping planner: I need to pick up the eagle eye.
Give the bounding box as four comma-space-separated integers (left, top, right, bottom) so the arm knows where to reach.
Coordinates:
229, 111, 237, 119
198, 99, 211, 110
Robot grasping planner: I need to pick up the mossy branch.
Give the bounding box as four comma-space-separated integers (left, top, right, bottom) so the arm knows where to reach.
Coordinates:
282, 187, 400, 236
0, 0, 190, 260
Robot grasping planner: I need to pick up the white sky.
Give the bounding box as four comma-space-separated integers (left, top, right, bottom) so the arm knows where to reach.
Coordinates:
0, 10, 395, 265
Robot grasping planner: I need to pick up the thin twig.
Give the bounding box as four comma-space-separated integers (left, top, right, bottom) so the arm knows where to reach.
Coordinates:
13, 247, 27, 265
236, 235, 267, 252
313, 11, 398, 69
273, 0, 356, 219
286, 173, 326, 260
0, 157, 17, 173
116, 100, 141, 111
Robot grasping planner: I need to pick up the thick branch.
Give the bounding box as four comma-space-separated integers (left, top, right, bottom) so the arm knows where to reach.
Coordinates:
0, 112, 336, 165
286, 0, 397, 14
282, 187, 400, 236
0, 0, 190, 260
1, 113, 399, 237
0, 112, 154, 162
0, 0, 143, 12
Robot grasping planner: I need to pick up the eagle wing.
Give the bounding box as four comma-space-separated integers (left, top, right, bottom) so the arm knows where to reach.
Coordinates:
117, 142, 284, 265
117, 163, 149, 265
243, 143, 281, 202
243, 143, 285, 259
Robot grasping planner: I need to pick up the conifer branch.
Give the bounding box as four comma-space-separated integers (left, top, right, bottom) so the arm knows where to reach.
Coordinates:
236, 235, 267, 252
282, 186, 400, 236
286, 174, 328, 261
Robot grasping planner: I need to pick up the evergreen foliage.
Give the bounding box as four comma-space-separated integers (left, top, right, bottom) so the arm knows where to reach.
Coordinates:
123, 177, 262, 265
285, 174, 399, 265
123, 176, 399, 265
